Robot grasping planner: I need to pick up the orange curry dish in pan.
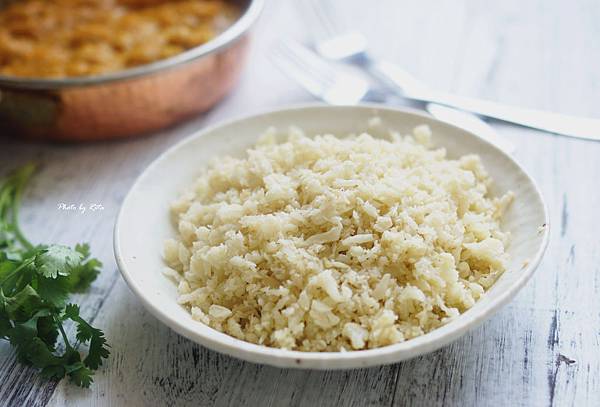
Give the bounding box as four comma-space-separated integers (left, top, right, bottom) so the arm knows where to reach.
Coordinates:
0, 0, 238, 78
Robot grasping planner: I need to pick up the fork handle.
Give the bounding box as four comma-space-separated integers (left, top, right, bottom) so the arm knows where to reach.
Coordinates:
373, 61, 600, 141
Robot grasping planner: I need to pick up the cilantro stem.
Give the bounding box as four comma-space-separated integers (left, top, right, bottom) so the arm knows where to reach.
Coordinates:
54, 313, 73, 351
0, 164, 108, 388
0, 185, 13, 234
10, 165, 36, 250
0, 184, 11, 222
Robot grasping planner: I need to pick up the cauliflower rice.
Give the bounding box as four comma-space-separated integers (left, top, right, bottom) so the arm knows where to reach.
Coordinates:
163, 124, 514, 351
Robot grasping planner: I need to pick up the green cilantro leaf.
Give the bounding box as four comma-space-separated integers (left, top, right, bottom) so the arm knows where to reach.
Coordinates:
4, 285, 43, 322
0, 165, 109, 388
35, 245, 83, 279
36, 275, 70, 308
74, 243, 91, 259
66, 244, 101, 293
36, 315, 59, 349
0, 290, 12, 339
60, 348, 93, 388
0, 258, 16, 280
9, 316, 40, 365
64, 304, 110, 370
67, 362, 94, 388
40, 365, 67, 381
21, 336, 61, 368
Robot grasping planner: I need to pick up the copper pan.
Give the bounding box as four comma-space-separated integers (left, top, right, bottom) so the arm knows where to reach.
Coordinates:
0, 0, 263, 142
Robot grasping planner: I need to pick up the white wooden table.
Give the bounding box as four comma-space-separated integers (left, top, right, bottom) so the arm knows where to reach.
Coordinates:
1, 1, 599, 405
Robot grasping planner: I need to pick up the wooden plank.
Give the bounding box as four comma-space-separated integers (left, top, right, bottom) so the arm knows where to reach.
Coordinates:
0, 0, 599, 406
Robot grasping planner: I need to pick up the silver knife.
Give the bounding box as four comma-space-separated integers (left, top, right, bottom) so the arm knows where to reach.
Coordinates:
426, 104, 516, 154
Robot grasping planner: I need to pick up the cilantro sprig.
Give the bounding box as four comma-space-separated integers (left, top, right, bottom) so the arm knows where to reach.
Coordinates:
0, 164, 109, 388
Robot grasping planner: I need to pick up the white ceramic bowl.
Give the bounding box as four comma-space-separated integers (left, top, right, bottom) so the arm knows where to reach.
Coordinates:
114, 104, 549, 369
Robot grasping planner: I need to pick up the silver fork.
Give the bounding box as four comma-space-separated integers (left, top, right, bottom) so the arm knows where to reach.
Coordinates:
272, 41, 516, 154
301, 0, 516, 154
302, 0, 600, 142
271, 41, 376, 105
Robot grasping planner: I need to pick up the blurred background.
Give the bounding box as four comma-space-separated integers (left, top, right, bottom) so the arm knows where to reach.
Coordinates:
252, 0, 598, 119
1, 1, 599, 406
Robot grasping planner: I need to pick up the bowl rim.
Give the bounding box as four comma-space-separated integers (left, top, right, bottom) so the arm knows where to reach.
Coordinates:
0, 0, 264, 90
114, 103, 550, 369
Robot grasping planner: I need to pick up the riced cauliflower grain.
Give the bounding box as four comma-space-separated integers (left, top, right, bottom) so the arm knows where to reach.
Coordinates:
164, 124, 513, 351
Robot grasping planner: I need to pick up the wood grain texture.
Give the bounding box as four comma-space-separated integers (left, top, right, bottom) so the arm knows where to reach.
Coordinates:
1, 0, 599, 406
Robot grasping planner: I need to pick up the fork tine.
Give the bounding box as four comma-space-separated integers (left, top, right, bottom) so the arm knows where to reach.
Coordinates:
271, 44, 329, 99
271, 40, 369, 105
282, 41, 337, 81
